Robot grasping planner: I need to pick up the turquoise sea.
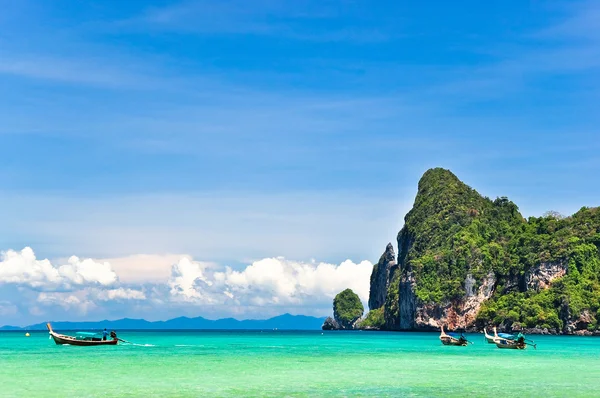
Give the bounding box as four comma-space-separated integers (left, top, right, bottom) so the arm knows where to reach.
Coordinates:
1, 330, 599, 397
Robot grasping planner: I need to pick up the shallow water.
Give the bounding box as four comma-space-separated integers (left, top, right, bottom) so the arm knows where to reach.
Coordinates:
1, 330, 598, 397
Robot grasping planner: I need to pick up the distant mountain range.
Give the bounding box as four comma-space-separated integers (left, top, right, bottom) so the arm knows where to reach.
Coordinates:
0, 313, 327, 331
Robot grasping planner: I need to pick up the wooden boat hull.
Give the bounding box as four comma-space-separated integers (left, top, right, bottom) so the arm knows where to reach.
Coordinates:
495, 340, 525, 350
441, 337, 467, 346
50, 332, 118, 346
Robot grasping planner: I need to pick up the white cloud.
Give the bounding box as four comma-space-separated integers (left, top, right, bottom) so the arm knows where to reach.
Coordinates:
101, 254, 186, 284
0, 247, 62, 288
58, 256, 118, 286
37, 292, 96, 315
168, 256, 372, 308
0, 246, 374, 324
95, 288, 146, 301
168, 258, 216, 302
0, 247, 117, 290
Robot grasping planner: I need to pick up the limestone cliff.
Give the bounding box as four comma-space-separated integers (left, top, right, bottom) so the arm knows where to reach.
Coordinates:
382, 168, 517, 330
368, 243, 396, 311
525, 261, 567, 291
375, 168, 600, 334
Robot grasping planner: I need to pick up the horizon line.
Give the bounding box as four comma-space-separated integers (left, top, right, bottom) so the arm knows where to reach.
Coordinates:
0, 312, 329, 329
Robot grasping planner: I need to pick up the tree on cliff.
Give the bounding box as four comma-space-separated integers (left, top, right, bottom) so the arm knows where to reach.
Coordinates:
333, 289, 364, 329
542, 210, 565, 220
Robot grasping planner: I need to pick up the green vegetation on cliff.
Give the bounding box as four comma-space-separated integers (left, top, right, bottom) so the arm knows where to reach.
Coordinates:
357, 307, 385, 329
478, 207, 600, 331
383, 168, 600, 333
398, 168, 523, 303
333, 289, 364, 328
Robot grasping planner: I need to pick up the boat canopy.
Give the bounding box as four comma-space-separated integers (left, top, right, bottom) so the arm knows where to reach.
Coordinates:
76, 332, 100, 336
497, 333, 516, 339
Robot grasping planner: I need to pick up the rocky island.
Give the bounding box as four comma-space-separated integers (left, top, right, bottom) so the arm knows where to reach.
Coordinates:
325, 168, 600, 335
322, 289, 364, 330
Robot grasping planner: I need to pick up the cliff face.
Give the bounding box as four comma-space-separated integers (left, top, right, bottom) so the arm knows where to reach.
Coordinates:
382, 168, 520, 330
525, 261, 567, 291
368, 243, 396, 311
377, 168, 600, 334
410, 272, 496, 330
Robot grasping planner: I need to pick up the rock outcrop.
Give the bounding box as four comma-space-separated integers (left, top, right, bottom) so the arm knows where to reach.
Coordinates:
525, 261, 567, 291
322, 289, 364, 330
411, 272, 496, 330
333, 289, 364, 329
321, 317, 340, 330
368, 243, 396, 311
372, 168, 600, 335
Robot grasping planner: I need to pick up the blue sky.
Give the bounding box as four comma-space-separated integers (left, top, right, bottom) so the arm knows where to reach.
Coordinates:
0, 0, 599, 325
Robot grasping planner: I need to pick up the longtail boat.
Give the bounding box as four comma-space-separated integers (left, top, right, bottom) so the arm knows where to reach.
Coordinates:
493, 328, 533, 349
484, 327, 515, 344
46, 323, 118, 346
439, 325, 469, 346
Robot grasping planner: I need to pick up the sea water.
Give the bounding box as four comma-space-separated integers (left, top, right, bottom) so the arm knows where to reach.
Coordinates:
1, 330, 598, 397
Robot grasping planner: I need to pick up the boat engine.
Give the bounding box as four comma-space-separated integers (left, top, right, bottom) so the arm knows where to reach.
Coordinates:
110, 331, 117, 340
